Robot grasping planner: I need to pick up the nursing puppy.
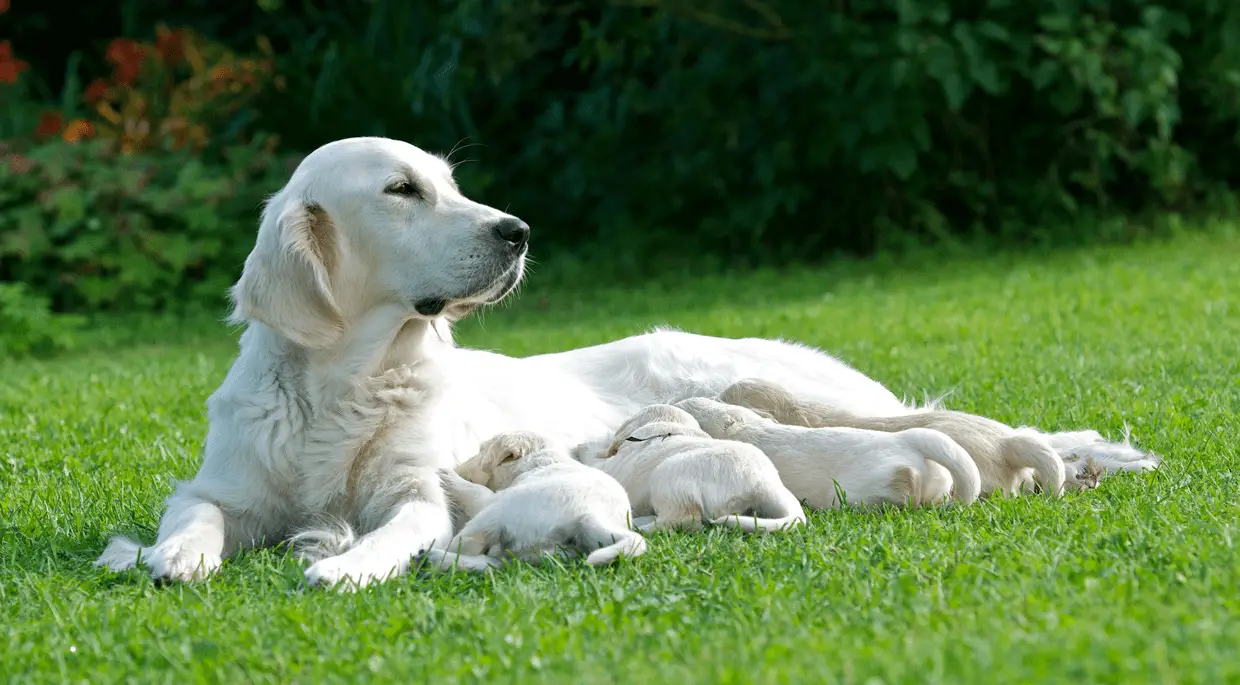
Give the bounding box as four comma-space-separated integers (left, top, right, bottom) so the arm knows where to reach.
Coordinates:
675, 398, 982, 508
718, 378, 1065, 497
426, 431, 645, 571
574, 404, 806, 533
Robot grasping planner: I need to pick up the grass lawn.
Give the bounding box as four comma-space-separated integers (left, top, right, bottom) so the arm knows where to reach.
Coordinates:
2, 228, 1239, 684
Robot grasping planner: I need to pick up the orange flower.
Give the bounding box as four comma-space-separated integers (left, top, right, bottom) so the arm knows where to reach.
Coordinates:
84, 78, 110, 104
35, 111, 62, 138
62, 119, 96, 143
0, 40, 29, 84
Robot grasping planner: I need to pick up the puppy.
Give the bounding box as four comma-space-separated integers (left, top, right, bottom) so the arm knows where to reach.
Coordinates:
718, 378, 1065, 496
424, 431, 645, 572
574, 404, 806, 533
675, 397, 982, 508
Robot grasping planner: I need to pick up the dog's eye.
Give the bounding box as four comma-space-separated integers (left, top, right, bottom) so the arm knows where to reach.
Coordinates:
385, 180, 422, 198
499, 452, 519, 464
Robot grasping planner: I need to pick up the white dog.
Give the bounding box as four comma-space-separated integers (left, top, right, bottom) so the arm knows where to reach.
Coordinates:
717, 379, 1073, 496
674, 397, 981, 508
93, 136, 1161, 588
574, 405, 806, 533
427, 431, 644, 570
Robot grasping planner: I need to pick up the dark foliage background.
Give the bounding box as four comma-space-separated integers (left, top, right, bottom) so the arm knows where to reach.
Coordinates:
2, 0, 1239, 333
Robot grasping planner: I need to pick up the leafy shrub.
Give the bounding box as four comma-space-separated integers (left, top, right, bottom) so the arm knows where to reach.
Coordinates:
240, 0, 1240, 261
0, 282, 85, 357
0, 22, 290, 314
4, 1, 1240, 314
0, 137, 290, 312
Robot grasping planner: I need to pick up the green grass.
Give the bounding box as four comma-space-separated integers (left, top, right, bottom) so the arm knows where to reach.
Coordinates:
3, 227, 1239, 684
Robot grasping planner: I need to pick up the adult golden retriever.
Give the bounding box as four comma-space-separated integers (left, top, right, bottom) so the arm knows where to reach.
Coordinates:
95, 137, 1160, 589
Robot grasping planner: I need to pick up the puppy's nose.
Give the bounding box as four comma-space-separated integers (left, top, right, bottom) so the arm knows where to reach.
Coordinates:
492, 217, 530, 248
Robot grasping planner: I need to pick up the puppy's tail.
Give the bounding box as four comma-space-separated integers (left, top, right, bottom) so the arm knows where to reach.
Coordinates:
95, 535, 146, 572
901, 427, 982, 505
578, 518, 647, 567
712, 486, 806, 534
1003, 434, 1065, 496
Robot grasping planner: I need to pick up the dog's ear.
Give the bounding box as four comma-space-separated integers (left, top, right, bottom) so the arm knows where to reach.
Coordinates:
229, 197, 344, 348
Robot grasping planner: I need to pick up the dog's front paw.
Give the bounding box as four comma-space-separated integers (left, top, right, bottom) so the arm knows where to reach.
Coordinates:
419, 548, 502, 573
146, 544, 221, 583
305, 553, 400, 591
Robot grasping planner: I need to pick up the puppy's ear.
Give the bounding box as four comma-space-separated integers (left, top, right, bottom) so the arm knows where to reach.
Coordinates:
229, 197, 344, 348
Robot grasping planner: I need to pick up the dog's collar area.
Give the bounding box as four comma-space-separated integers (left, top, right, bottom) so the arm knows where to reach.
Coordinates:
625, 433, 674, 443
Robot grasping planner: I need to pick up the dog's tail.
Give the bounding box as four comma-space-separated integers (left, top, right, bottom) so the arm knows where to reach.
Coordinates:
94, 535, 146, 571
578, 518, 647, 567
901, 427, 982, 505
288, 517, 358, 563
711, 485, 806, 534
1003, 434, 1065, 496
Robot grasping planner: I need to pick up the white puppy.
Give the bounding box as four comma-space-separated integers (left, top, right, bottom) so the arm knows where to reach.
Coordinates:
675, 397, 982, 508
425, 431, 646, 571
574, 404, 806, 533
718, 378, 1066, 497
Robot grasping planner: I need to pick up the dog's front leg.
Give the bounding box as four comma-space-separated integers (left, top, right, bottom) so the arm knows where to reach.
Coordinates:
303, 468, 453, 590
96, 486, 234, 582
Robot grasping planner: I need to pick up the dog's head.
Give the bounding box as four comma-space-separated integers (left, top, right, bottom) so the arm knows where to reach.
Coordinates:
673, 397, 764, 438
457, 431, 566, 490
229, 137, 528, 348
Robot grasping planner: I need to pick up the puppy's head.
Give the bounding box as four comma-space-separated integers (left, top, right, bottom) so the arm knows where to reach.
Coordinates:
458, 431, 565, 490
673, 397, 764, 438
717, 378, 801, 423
606, 404, 703, 456
229, 137, 528, 348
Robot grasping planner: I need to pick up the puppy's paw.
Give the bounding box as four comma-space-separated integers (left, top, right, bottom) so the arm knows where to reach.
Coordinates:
1063, 456, 1106, 491
369, 364, 417, 391
1059, 439, 1162, 475
367, 366, 432, 410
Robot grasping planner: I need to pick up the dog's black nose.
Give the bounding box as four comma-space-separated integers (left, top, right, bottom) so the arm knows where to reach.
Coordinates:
492, 217, 530, 248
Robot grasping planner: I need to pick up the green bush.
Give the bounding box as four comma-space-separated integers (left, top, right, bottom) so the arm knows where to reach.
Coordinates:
228, 0, 1240, 261
0, 282, 85, 357
3, 0, 1240, 315
0, 137, 289, 312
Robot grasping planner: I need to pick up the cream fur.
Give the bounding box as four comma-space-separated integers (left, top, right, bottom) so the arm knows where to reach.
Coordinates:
94, 136, 1162, 589
575, 405, 806, 533
430, 432, 645, 570
674, 397, 981, 508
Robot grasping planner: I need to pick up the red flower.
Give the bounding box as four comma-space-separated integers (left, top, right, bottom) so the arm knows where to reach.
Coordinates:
155, 26, 186, 66
105, 38, 146, 85
0, 0, 10, 16
0, 40, 29, 84
84, 78, 110, 104
35, 111, 62, 138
